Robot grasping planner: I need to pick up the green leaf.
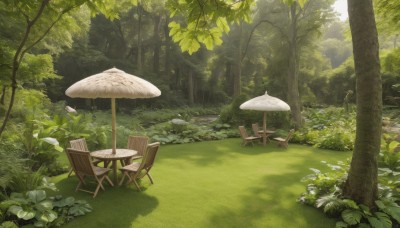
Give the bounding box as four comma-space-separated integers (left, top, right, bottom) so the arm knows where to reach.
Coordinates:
54, 145, 63, 152
203, 35, 214, 50
342, 209, 362, 225
216, 18, 230, 33
8, 206, 36, 220
36, 200, 53, 211
383, 206, 400, 223
53, 197, 75, 207
297, 0, 307, 8
27, 190, 46, 203
388, 141, 400, 152
375, 212, 392, 228
335, 221, 348, 228
37, 210, 57, 223
41, 137, 59, 146
375, 200, 386, 209
68, 202, 92, 216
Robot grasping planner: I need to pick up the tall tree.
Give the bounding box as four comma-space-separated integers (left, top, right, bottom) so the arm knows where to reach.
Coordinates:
252, 0, 334, 128
343, 0, 381, 207
0, 0, 120, 137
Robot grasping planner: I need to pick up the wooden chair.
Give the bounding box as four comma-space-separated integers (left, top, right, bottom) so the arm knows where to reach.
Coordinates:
67, 138, 102, 177
119, 142, 160, 191
252, 123, 261, 138
238, 126, 261, 146
273, 129, 295, 149
66, 148, 114, 198
127, 136, 149, 162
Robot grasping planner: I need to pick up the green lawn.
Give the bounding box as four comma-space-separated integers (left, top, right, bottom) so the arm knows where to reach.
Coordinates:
53, 138, 351, 228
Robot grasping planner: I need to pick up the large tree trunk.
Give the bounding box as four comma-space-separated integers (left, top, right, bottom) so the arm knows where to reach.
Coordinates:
343, 0, 381, 208
287, 3, 302, 129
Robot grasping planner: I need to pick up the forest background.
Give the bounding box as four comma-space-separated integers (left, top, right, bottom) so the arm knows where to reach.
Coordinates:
1, 0, 399, 125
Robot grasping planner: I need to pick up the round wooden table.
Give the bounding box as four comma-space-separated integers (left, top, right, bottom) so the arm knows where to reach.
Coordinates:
258, 130, 276, 145
91, 149, 137, 183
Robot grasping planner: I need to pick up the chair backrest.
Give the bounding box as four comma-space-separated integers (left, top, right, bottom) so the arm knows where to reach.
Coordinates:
252, 123, 260, 137
66, 148, 95, 177
70, 138, 89, 152
139, 142, 160, 171
127, 136, 149, 156
238, 126, 249, 138
285, 129, 295, 143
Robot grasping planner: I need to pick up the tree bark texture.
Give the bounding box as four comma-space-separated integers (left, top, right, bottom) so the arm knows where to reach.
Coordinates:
287, 3, 302, 129
343, 0, 381, 208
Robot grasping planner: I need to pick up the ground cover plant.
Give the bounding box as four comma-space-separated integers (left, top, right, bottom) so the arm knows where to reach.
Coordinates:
299, 133, 400, 227
52, 138, 351, 228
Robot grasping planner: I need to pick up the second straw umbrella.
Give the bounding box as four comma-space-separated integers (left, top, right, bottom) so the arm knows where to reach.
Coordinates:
240, 91, 290, 145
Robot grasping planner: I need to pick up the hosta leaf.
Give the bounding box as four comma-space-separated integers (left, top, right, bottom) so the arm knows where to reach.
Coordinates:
37, 200, 53, 211
8, 206, 36, 220
38, 210, 57, 223
68, 203, 92, 216
335, 221, 348, 228
53, 197, 75, 207
27, 190, 46, 203
342, 209, 362, 225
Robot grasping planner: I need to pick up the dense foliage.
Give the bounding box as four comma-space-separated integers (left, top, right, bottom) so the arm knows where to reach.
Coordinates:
292, 107, 356, 151
299, 134, 400, 227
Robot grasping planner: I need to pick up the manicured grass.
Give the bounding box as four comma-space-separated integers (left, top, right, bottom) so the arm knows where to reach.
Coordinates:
53, 139, 351, 228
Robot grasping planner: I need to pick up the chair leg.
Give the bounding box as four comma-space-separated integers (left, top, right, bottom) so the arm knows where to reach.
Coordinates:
76, 180, 83, 192
68, 168, 73, 177
133, 179, 141, 191
119, 172, 128, 186
146, 173, 154, 184
93, 182, 102, 198
105, 175, 114, 187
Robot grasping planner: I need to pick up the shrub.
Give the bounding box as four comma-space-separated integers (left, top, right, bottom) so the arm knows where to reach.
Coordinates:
1, 190, 91, 227
294, 107, 356, 151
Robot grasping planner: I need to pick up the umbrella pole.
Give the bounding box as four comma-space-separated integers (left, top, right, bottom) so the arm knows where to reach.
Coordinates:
111, 98, 117, 154
263, 112, 267, 145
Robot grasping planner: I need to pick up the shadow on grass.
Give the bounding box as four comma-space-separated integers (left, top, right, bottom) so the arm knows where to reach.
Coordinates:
206, 148, 347, 228
54, 176, 159, 228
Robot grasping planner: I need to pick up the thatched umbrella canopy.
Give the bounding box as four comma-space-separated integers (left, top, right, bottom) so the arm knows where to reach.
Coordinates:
66, 68, 161, 154
240, 91, 290, 132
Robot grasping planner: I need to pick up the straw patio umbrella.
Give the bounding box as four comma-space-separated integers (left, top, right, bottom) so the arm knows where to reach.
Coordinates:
240, 91, 290, 145
65, 68, 161, 154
